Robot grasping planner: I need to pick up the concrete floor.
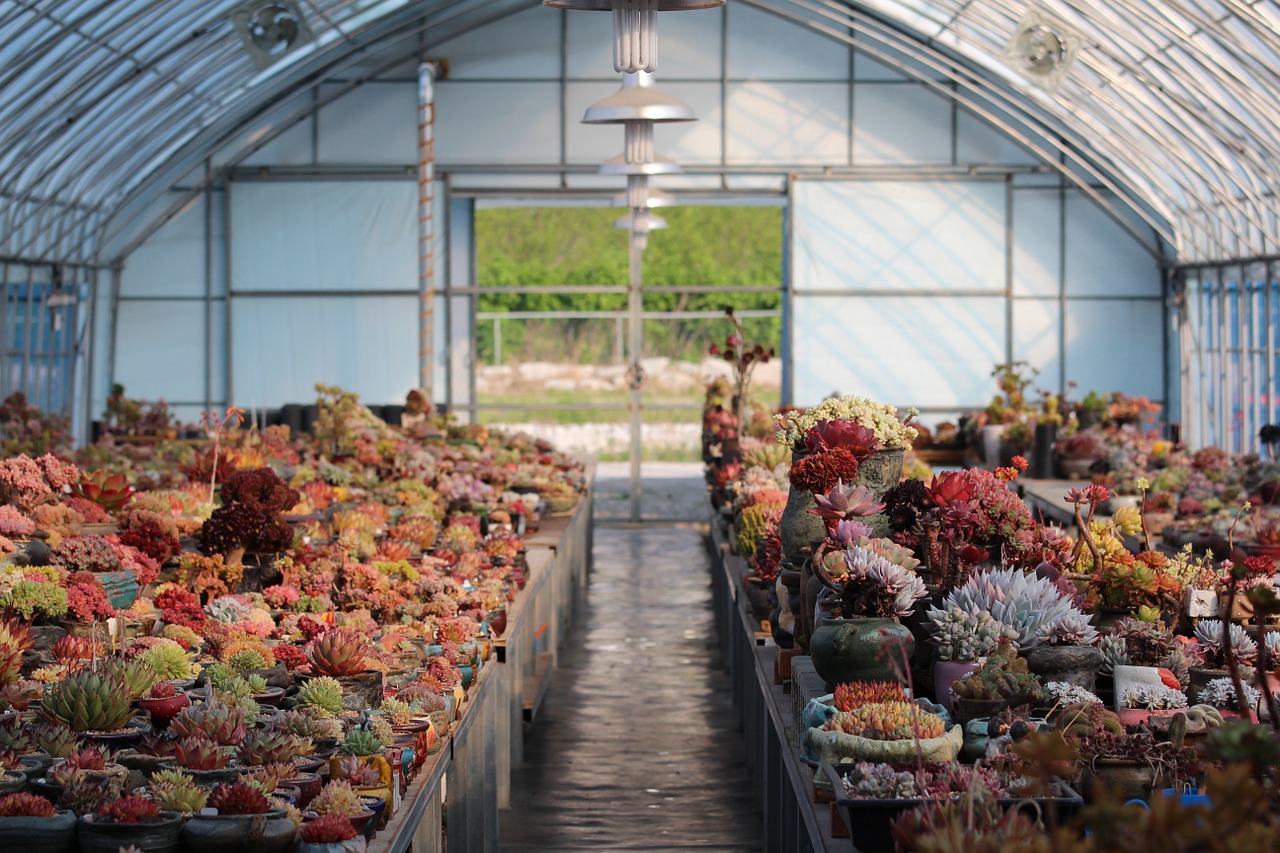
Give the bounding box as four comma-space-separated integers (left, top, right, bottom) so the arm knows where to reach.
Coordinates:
592, 462, 709, 523
498, 525, 762, 852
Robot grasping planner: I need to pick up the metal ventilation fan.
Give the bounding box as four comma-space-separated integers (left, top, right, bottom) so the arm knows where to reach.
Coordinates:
1001, 8, 1081, 93
231, 0, 315, 70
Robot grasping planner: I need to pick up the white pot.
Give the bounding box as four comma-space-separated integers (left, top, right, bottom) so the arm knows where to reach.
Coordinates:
1183, 588, 1219, 619
1111, 664, 1164, 712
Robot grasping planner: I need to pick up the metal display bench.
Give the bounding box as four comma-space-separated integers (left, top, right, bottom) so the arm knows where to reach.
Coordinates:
368, 488, 593, 853
708, 503, 844, 853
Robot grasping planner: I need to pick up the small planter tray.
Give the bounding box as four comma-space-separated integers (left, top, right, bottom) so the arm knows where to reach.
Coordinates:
820, 763, 1083, 853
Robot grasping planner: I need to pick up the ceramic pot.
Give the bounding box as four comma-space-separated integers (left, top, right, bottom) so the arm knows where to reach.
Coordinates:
284, 772, 323, 809
742, 577, 773, 626
809, 614, 913, 690
779, 452, 825, 570
981, 424, 1006, 469
1025, 644, 1102, 691
0, 809, 76, 853
952, 697, 1007, 727
181, 808, 296, 853
1029, 424, 1058, 479
932, 659, 981, 713
773, 569, 801, 649
1058, 454, 1101, 480
77, 811, 182, 853
1080, 758, 1162, 801
138, 690, 191, 727
0, 770, 24, 794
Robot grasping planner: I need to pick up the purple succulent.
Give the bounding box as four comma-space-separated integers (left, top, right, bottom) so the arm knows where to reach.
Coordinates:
810, 481, 887, 532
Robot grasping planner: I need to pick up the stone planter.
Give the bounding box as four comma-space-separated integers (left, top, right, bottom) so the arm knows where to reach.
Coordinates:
1112, 664, 1165, 710
805, 721, 962, 766
1058, 453, 1101, 480
1079, 758, 1163, 801
1183, 588, 1219, 619
298, 840, 368, 853
1025, 644, 1102, 691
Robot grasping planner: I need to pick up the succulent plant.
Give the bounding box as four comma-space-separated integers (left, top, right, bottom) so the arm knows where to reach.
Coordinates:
1120, 684, 1188, 711
1036, 615, 1100, 647
338, 727, 382, 757
207, 782, 271, 816
300, 814, 359, 843
308, 629, 369, 677
146, 681, 178, 700
0, 715, 30, 754
926, 605, 1019, 662
0, 621, 32, 686
49, 747, 110, 786
949, 644, 1046, 706
98, 795, 161, 823
169, 701, 247, 746
380, 698, 415, 727
734, 500, 783, 558
296, 676, 344, 717
1267, 631, 1280, 666
101, 657, 160, 700
1044, 682, 1102, 706
226, 649, 270, 671
29, 722, 77, 758
58, 777, 113, 815
1162, 644, 1199, 689
49, 635, 98, 666
1198, 677, 1262, 712
72, 470, 134, 512
275, 709, 336, 741
828, 701, 946, 740
1114, 618, 1178, 666
831, 680, 907, 712
936, 568, 1081, 650
0, 792, 56, 817
172, 734, 232, 770
841, 762, 918, 799
1098, 635, 1130, 676
334, 756, 381, 787
38, 670, 134, 733
837, 546, 928, 619
308, 780, 365, 818
140, 643, 200, 681
242, 762, 296, 796
236, 728, 311, 766
1195, 619, 1258, 668
148, 769, 208, 813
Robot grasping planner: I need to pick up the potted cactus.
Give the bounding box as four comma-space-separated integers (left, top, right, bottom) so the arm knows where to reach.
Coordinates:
305, 630, 382, 711
925, 605, 1018, 712
0, 791, 77, 852
181, 782, 296, 853
949, 642, 1047, 726
76, 795, 182, 853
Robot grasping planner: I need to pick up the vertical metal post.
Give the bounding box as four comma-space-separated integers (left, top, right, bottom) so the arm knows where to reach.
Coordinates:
204, 161, 215, 414
0, 262, 9, 400
628, 230, 643, 523
21, 263, 34, 400
418, 61, 438, 399
615, 316, 624, 365
1267, 262, 1275, 429
82, 268, 98, 442
106, 267, 121, 408
493, 317, 501, 366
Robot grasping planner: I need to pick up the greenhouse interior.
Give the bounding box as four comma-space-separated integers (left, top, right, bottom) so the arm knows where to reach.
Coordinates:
1, 0, 1280, 851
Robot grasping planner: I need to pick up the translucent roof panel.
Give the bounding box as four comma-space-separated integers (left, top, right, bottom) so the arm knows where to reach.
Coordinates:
1, 0, 1279, 264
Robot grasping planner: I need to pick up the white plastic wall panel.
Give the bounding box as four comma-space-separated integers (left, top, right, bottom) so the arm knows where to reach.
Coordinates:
565, 81, 626, 164
1012, 298, 1062, 387
726, 82, 848, 165
955, 110, 1039, 167
220, 101, 314, 168
565, 13, 613, 80
118, 193, 206, 298
114, 300, 209, 401
853, 83, 952, 165
652, 83, 723, 164
436, 7, 562, 80
229, 181, 416, 293
726, 4, 850, 81
1064, 299, 1164, 398
792, 180, 1006, 293
1065, 191, 1161, 297
435, 82, 562, 164
317, 83, 416, 165
793, 295, 1006, 408
1011, 188, 1061, 298
230, 296, 417, 407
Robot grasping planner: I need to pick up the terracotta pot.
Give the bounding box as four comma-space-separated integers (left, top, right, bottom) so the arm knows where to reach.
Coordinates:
284, 772, 323, 809
139, 690, 191, 727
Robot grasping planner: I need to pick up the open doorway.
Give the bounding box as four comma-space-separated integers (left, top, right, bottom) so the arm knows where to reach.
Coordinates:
473, 202, 782, 521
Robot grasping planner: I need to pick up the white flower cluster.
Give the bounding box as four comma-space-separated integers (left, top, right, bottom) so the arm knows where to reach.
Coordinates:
774, 395, 919, 449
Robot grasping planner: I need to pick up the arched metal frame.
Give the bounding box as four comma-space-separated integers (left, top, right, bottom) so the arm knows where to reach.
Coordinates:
1, 0, 1279, 267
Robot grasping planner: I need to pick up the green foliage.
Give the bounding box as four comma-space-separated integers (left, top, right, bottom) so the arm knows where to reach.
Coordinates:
474, 206, 782, 364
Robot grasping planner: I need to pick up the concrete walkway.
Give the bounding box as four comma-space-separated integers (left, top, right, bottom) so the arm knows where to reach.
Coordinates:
498, 525, 762, 851
593, 462, 709, 523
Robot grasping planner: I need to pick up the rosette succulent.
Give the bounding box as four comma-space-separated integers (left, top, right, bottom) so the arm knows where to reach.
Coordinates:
835, 545, 927, 618
38, 670, 133, 732
1120, 684, 1188, 711
927, 606, 1019, 662
1198, 677, 1261, 711
936, 568, 1082, 650
1036, 615, 1100, 647
1194, 619, 1258, 669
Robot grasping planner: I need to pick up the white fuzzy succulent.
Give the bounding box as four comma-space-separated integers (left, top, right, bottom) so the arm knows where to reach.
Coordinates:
1120, 684, 1188, 711
1044, 681, 1102, 706
206, 595, 251, 624
927, 605, 1019, 662
1198, 677, 1262, 711
937, 568, 1082, 650
1265, 631, 1280, 661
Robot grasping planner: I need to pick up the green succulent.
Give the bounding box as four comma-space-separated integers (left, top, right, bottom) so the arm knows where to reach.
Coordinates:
227, 649, 270, 671
38, 671, 134, 733
101, 656, 160, 700
245, 673, 269, 694
296, 676, 344, 717
338, 727, 383, 757
149, 768, 209, 813
141, 643, 200, 681
28, 723, 77, 758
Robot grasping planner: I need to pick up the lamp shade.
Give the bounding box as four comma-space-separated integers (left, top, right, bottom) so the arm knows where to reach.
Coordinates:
543, 0, 724, 10
583, 72, 695, 124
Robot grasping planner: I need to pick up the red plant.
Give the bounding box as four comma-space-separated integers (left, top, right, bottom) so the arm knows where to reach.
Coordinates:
98, 795, 161, 823
65, 573, 115, 622
0, 792, 55, 817
272, 643, 309, 670
119, 520, 180, 565
803, 421, 881, 457
926, 472, 975, 507
72, 471, 134, 513
219, 468, 300, 517
300, 814, 358, 843
154, 586, 207, 630
50, 635, 98, 665
147, 681, 178, 700
206, 782, 270, 815
788, 448, 862, 495
62, 748, 108, 772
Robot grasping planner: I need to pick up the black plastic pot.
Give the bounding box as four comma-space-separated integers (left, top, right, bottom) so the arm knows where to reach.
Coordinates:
77, 811, 183, 853
0, 809, 77, 853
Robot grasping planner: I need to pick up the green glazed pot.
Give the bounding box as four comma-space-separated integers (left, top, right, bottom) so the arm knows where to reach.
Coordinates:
809, 615, 914, 689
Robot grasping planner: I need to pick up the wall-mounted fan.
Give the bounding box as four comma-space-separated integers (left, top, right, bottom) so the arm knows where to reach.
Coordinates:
231, 0, 315, 70
1001, 8, 1082, 93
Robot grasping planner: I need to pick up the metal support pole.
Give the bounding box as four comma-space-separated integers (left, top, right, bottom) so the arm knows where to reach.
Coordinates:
628, 230, 643, 524
493, 317, 501, 366
418, 61, 438, 399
